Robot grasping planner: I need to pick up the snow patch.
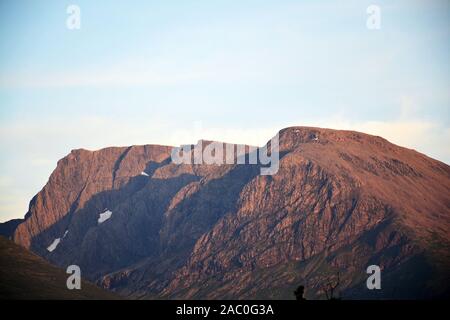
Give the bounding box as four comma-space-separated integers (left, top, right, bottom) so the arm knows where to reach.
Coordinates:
140, 171, 149, 177
47, 238, 61, 252
47, 230, 69, 252
98, 209, 113, 224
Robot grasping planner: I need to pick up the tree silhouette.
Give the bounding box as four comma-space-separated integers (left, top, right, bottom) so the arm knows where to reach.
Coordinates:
321, 272, 341, 300
294, 285, 306, 301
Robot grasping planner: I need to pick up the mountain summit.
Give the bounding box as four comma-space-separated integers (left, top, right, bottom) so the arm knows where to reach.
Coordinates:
4, 127, 450, 299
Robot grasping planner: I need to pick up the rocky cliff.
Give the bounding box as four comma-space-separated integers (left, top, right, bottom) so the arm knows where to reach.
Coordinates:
6, 127, 450, 299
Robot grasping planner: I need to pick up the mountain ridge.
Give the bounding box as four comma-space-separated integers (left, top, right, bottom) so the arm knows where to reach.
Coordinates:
2, 126, 449, 299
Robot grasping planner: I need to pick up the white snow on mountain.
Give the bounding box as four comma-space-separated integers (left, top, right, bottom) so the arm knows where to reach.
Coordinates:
46, 229, 70, 252
98, 209, 113, 224
47, 238, 61, 252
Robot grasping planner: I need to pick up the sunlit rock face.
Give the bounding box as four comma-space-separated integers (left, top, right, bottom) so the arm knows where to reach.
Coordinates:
7, 127, 450, 299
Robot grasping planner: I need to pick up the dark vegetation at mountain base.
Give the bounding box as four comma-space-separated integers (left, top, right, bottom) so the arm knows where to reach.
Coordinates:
0, 236, 119, 300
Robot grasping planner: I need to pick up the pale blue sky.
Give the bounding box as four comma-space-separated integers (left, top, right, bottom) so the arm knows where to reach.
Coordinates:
0, 0, 449, 221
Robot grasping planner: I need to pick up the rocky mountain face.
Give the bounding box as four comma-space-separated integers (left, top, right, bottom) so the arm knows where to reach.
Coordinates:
5, 127, 450, 299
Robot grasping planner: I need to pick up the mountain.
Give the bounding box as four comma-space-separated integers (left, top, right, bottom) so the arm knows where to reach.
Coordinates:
3, 126, 450, 299
0, 218, 22, 239
0, 236, 119, 299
